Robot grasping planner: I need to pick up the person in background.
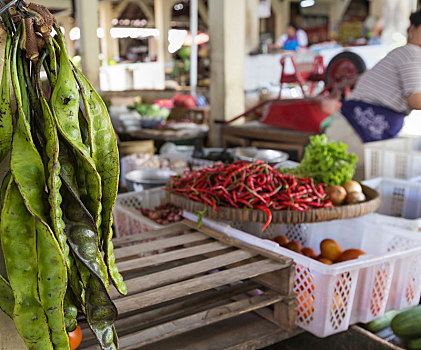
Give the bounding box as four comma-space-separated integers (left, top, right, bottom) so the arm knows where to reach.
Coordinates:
325, 9, 421, 179
273, 22, 308, 51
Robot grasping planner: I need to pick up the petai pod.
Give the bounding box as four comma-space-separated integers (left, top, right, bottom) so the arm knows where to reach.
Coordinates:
50, 26, 102, 226
73, 64, 126, 295
1, 179, 53, 349
36, 51, 84, 306
0, 27, 12, 164
60, 143, 117, 349
61, 182, 118, 349
10, 24, 69, 349
36, 221, 70, 350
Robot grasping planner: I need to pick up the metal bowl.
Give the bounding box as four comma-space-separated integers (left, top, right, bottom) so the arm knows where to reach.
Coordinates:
234, 147, 289, 164
125, 169, 176, 192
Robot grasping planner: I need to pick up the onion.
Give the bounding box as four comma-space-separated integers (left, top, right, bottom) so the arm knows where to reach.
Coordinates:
325, 185, 347, 206
343, 180, 362, 194
345, 191, 366, 204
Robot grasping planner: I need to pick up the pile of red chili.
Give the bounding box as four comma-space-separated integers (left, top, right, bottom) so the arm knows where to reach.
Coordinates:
165, 161, 332, 231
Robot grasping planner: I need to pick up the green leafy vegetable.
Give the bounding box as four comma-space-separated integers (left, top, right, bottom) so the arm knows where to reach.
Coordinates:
280, 134, 358, 186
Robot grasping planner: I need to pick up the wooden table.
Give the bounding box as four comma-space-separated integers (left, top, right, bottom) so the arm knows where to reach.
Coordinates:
221, 121, 313, 161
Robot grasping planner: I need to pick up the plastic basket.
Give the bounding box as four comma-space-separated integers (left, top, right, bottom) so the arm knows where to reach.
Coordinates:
364, 137, 421, 179
183, 212, 421, 337
113, 188, 167, 237
362, 177, 421, 231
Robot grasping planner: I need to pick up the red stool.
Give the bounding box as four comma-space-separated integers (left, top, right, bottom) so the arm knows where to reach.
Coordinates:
278, 55, 306, 99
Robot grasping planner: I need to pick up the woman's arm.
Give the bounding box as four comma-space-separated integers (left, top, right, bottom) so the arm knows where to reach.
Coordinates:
407, 92, 421, 110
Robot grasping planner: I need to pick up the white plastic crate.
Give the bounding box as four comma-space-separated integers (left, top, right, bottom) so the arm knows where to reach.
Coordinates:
364, 137, 421, 179
183, 212, 421, 337
362, 177, 421, 231
113, 188, 167, 237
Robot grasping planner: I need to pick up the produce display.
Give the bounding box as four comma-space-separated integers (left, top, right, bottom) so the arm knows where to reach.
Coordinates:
281, 134, 358, 186
127, 102, 170, 120
0, 4, 124, 349
166, 160, 333, 231
138, 203, 183, 225
325, 180, 366, 205
364, 306, 421, 349
272, 236, 366, 264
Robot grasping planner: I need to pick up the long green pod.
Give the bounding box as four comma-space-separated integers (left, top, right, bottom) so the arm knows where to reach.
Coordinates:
61, 183, 118, 349
73, 65, 126, 295
0, 275, 14, 319
10, 25, 69, 349
10, 25, 46, 221
59, 143, 117, 349
36, 221, 69, 350
17, 49, 30, 122
0, 30, 12, 164
36, 52, 84, 306
1, 180, 53, 349
50, 26, 102, 225
45, 37, 57, 87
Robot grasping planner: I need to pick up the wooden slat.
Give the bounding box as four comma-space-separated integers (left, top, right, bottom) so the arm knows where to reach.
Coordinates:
113, 222, 188, 246
117, 292, 284, 350
111, 249, 257, 298
81, 281, 261, 345
114, 232, 208, 260
116, 241, 230, 273
115, 259, 289, 314
254, 264, 295, 295
183, 220, 293, 266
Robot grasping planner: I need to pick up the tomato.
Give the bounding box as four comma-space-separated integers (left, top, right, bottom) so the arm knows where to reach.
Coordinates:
68, 325, 82, 350
173, 94, 197, 108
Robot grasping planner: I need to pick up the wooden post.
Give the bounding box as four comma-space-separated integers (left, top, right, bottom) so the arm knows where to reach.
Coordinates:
154, 0, 173, 63
75, 0, 100, 89
99, 0, 119, 64
272, 0, 290, 44
329, 0, 351, 34
209, 0, 246, 146
245, 0, 259, 53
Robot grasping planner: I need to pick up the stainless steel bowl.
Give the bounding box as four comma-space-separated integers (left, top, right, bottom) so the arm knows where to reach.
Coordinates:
234, 147, 289, 164
125, 169, 176, 192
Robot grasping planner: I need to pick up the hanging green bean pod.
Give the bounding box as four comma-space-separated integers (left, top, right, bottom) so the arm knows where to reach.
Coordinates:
1, 179, 53, 349
0, 27, 12, 164
72, 64, 126, 296
50, 28, 102, 227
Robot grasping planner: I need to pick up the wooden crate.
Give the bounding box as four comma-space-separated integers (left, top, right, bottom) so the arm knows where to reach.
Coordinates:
79, 221, 297, 350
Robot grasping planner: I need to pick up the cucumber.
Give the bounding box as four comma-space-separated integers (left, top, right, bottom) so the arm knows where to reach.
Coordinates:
391, 305, 421, 338
363, 310, 400, 333
408, 337, 421, 350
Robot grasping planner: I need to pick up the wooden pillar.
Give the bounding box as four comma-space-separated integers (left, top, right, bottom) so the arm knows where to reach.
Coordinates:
245, 0, 259, 53
272, 0, 290, 43
329, 0, 351, 33
75, 0, 100, 89
99, 0, 119, 64
154, 0, 173, 63
209, 0, 246, 146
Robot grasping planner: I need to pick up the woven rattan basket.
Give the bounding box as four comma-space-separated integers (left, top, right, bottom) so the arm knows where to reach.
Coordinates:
167, 185, 381, 224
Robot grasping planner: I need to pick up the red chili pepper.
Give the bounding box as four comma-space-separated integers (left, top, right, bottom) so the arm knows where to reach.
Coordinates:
256, 205, 272, 232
